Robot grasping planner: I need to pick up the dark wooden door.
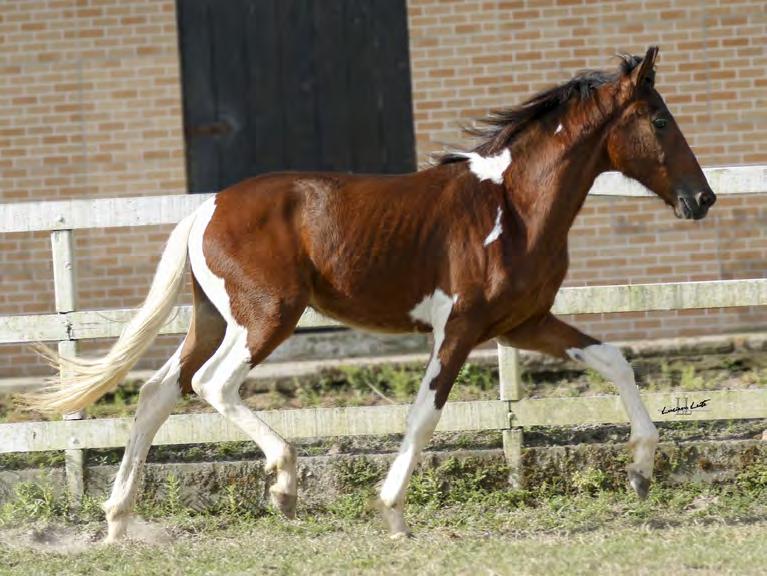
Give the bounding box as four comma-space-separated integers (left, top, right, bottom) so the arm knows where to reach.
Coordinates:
177, 0, 416, 193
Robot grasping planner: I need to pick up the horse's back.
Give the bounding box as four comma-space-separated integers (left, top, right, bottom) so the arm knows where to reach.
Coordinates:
201, 166, 475, 332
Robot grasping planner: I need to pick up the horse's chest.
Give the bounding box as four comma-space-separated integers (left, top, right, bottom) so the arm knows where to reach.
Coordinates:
493, 251, 569, 318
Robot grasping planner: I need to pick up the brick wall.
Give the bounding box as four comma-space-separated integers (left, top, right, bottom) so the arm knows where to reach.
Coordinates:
408, 0, 766, 166
0, 0, 187, 376
407, 0, 767, 341
1, 0, 766, 377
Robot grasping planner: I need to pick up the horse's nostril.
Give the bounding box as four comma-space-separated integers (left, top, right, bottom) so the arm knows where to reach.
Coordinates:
696, 190, 716, 208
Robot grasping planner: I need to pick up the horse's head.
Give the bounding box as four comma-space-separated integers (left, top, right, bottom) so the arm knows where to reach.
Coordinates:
606, 47, 716, 220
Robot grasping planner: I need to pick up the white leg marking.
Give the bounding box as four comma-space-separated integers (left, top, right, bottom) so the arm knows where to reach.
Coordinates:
103, 345, 182, 542
454, 149, 511, 184
483, 206, 503, 247
191, 328, 295, 493
379, 387, 439, 509
409, 289, 458, 386
380, 290, 457, 513
567, 343, 659, 479
187, 199, 297, 501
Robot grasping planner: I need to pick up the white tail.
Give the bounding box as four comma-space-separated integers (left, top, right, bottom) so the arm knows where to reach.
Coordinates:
23, 211, 199, 414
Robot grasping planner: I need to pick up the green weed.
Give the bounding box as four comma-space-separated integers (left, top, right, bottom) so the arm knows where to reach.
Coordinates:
0, 480, 67, 524
679, 365, 705, 391
571, 466, 609, 495
737, 462, 767, 493
584, 369, 613, 394
407, 468, 444, 508
160, 473, 187, 517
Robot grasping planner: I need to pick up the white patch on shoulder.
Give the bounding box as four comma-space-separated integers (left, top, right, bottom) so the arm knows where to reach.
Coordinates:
555, 123, 563, 135
483, 206, 503, 247
409, 291, 456, 355
457, 148, 511, 184
409, 289, 457, 385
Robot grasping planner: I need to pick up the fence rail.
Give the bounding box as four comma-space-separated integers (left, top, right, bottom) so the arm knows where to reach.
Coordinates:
3, 389, 765, 455
1, 166, 764, 234
3, 278, 767, 345
1, 165, 766, 496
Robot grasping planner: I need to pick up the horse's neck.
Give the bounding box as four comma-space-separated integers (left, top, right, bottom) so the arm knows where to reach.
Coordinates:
512, 116, 612, 256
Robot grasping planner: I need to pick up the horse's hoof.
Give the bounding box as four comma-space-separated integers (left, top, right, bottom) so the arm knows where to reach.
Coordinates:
628, 469, 650, 500
102, 533, 124, 545
378, 501, 411, 538
103, 518, 128, 544
270, 487, 297, 519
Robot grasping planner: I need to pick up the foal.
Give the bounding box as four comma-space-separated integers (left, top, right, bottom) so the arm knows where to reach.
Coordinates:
27, 47, 715, 540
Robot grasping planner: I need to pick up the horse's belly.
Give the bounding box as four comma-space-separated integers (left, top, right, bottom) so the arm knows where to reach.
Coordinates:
308, 288, 425, 335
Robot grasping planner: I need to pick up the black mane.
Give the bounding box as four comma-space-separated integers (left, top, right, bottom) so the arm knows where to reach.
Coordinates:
439, 54, 648, 163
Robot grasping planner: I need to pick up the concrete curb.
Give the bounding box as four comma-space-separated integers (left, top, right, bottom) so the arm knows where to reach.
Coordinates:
2, 439, 764, 508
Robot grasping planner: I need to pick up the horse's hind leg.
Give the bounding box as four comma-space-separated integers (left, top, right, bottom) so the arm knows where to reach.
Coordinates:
103, 278, 226, 542
102, 344, 183, 542
190, 305, 305, 518
187, 198, 306, 516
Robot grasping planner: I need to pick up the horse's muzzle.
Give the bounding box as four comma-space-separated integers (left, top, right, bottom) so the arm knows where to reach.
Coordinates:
674, 188, 716, 220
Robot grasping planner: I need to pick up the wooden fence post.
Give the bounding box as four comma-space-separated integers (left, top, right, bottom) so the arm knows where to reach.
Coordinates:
51, 229, 85, 501
498, 343, 523, 488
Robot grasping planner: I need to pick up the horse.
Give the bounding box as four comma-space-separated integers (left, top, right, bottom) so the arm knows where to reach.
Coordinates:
24, 46, 716, 541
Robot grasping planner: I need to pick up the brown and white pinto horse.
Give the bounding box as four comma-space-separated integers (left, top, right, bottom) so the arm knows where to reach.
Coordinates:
27, 47, 715, 541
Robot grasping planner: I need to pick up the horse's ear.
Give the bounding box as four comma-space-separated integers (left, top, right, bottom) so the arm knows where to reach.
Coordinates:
630, 46, 659, 89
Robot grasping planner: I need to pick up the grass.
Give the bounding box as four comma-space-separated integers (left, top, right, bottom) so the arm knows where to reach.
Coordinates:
1, 480, 766, 575
1, 456, 766, 572
3, 517, 766, 576
1, 350, 765, 573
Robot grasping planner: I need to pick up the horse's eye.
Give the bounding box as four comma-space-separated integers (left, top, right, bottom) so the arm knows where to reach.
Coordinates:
652, 117, 668, 129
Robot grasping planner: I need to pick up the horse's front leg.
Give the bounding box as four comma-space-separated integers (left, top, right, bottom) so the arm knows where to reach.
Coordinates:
379, 317, 472, 537
500, 312, 659, 499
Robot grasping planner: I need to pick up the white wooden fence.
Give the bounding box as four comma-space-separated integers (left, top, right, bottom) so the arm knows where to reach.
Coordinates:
1, 165, 766, 496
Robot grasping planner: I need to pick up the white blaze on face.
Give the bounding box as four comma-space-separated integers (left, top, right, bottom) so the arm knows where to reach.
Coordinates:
457, 148, 511, 184
483, 206, 503, 247
379, 289, 457, 508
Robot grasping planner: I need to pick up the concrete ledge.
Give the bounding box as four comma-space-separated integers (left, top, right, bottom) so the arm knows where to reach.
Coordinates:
2, 439, 764, 508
